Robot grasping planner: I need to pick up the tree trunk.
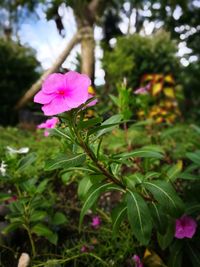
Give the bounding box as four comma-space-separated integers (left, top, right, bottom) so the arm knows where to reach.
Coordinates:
14, 31, 80, 110
80, 26, 95, 83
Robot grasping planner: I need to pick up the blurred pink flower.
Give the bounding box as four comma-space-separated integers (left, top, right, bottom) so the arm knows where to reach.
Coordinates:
132, 255, 143, 267
6, 195, 17, 204
134, 83, 151, 95
80, 245, 94, 253
175, 215, 197, 239
91, 216, 101, 229
37, 117, 59, 136
34, 71, 91, 115
80, 245, 87, 253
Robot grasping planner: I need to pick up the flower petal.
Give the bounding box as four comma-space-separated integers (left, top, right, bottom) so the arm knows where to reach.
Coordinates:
42, 73, 66, 94
64, 71, 91, 108
42, 96, 71, 116
34, 90, 55, 104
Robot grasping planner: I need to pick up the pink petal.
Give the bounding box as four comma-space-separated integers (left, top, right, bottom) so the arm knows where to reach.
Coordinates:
64, 71, 91, 108
175, 215, 197, 239
44, 130, 50, 137
37, 122, 47, 129
34, 90, 55, 104
42, 96, 71, 116
42, 73, 66, 94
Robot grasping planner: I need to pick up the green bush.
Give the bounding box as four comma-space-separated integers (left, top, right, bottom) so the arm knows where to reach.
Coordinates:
102, 30, 180, 89
0, 38, 40, 125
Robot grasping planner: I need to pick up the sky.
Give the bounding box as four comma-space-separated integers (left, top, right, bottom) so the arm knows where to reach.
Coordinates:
17, 3, 196, 85
19, 5, 105, 85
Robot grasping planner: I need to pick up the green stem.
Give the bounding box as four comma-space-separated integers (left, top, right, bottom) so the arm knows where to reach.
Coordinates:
68, 115, 124, 187
32, 252, 108, 267
24, 224, 36, 257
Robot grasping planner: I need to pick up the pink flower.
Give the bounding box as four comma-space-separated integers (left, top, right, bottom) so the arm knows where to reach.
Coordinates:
80, 245, 87, 253
91, 216, 101, 229
134, 83, 151, 95
80, 245, 94, 253
175, 215, 197, 239
34, 71, 91, 116
37, 117, 59, 136
132, 255, 143, 267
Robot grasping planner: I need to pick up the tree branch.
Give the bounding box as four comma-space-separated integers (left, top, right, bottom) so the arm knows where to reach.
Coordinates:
14, 31, 81, 110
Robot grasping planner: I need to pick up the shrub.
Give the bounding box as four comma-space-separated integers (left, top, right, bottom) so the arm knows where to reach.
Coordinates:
0, 38, 40, 125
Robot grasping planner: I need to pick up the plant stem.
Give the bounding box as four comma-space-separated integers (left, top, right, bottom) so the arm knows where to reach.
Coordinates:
24, 224, 36, 257
73, 122, 123, 187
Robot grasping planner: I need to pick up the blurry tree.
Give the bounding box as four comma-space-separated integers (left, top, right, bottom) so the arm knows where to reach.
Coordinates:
148, 0, 200, 58
0, 38, 39, 125
102, 30, 179, 89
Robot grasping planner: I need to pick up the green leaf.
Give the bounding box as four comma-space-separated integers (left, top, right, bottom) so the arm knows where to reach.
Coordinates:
17, 153, 36, 171
149, 202, 168, 234
179, 172, 200, 180
109, 94, 119, 106
143, 180, 184, 216
61, 172, 73, 184
91, 114, 123, 139
126, 189, 152, 245
168, 240, 183, 267
52, 212, 67, 225
111, 203, 127, 236
157, 221, 174, 250
0, 193, 12, 202
79, 182, 123, 230
36, 180, 49, 194
124, 173, 144, 189
114, 147, 164, 160
186, 203, 200, 214
145, 172, 160, 180
30, 211, 47, 222
2, 222, 22, 235
45, 153, 86, 171
78, 117, 102, 129
167, 161, 183, 181
186, 150, 200, 165
32, 223, 57, 245
78, 176, 93, 200
186, 242, 200, 267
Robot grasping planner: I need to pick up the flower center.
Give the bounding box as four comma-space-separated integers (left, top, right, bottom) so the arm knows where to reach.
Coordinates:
58, 89, 66, 96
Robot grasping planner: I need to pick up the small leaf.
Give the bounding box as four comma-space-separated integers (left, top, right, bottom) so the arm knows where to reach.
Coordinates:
91, 114, 123, 139
186, 150, 200, 165
124, 173, 144, 189
36, 180, 49, 194
45, 153, 86, 171
167, 160, 183, 181
2, 222, 21, 235
30, 211, 47, 222
78, 176, 93, 200
126, 189, 152, 245
32, 223, 57, 244
17, 153, 36, 171
52, 212, 67, 225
